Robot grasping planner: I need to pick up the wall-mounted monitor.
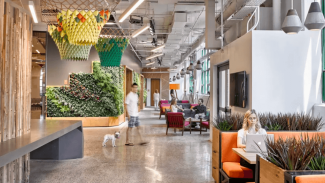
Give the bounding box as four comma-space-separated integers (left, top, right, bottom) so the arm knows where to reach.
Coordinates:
230, 71, 247, 108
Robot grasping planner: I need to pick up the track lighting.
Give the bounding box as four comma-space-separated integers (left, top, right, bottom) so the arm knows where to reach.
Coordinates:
29, 1, 38, 23
132, 24, 150, 38
146, 53, 163, 60
146, 61, 155, 66
118, 0, 145, 22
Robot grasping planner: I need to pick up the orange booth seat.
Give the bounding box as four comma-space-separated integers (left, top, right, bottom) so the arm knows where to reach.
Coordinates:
295, 175, 325, 183
219, 131, 325, 182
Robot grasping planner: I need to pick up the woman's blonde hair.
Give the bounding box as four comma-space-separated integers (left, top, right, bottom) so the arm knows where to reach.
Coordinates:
242, 109, 261, 132
155, 89, 158, 93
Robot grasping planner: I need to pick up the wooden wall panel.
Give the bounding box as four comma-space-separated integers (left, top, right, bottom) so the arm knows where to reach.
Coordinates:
0, 2, 32, 182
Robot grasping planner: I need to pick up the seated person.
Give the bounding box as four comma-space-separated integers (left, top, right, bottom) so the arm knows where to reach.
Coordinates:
191, 98, 207, 127
237, 109, 266, 178
192, 98, 207, 115
170, 98, 184, 112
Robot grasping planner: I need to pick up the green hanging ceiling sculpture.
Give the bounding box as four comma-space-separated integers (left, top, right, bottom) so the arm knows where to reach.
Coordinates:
49, 25, 91, 61
95, 37, 130, 67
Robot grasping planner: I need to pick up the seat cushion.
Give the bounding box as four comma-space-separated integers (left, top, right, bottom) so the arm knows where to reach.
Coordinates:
182, 100, 189, 103
184, 121, 190, 126
295, 175, 325, 183
201, 121, 209, 127
161, 106, 170, 113
180, 103, 191, 109
221, 133, 241, 163
222, 162, 253, 179
160, 100, 169, 104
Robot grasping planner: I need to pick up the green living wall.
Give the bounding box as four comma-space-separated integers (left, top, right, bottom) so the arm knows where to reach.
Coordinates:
47, 62, 124, 117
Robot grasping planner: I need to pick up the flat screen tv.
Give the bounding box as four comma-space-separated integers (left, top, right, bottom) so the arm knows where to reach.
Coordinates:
230, 71, 247, 108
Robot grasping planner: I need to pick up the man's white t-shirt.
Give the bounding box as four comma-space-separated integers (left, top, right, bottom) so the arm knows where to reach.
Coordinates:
125, 92, 139, 117
237, 128, 267, 145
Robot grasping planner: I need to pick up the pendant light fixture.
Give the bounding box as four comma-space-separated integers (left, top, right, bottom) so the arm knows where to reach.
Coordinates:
180, 69, 185, 76
282, 0, 303, 34
173, 76, 176, 81
196, 61, 202, 70
305, 1, 325, 31
176, 73, 181, 80
188, 63, 194, 71
170, 78, 172, 82
186, 67, 191, 75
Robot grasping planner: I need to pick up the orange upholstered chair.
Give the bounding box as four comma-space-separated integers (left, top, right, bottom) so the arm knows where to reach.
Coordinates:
219, 132, 255, 183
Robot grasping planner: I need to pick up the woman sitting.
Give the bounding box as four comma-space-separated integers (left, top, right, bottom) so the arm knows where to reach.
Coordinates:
237, 109, 266, 177
170, 99, 184, 112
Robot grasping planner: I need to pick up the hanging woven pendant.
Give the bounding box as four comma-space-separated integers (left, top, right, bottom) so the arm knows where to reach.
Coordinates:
48, 25, 91, 61
95, 37, 129, 67
58, 10, 109, 46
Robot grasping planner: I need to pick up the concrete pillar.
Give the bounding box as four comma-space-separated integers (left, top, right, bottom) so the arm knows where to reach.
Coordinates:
273, 0, 281, 30
205, 0, 219, 49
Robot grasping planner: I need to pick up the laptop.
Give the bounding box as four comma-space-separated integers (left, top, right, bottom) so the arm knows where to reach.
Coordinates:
244, 134, 274, 153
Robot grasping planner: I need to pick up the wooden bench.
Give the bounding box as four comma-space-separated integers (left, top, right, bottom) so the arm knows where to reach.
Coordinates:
0, 119, 83, 167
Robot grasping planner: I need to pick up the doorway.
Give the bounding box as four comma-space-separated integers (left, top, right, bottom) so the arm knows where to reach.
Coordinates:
217, 62, 230, 116
150, 79, 160, 106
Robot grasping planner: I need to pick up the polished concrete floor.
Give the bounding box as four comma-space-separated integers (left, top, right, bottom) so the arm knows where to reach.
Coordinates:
30, 107, 214, 183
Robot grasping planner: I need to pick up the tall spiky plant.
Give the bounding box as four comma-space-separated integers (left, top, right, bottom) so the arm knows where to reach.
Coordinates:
308, 136, 325, 170
261, 134, 320, 170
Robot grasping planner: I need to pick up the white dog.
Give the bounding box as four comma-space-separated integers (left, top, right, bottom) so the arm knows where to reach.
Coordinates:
102, 131, 120, 147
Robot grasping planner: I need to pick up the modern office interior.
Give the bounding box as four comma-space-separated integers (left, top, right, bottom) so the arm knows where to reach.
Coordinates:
1, 0, 325, 182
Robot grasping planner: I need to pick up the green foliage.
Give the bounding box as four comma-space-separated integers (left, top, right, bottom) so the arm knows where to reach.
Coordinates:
47, 62, 124, 117
266, 123, 283, 131
214, 120, 233, 131
309, 157, 325, 170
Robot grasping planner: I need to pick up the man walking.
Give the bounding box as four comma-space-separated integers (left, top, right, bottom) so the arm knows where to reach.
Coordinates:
125, 83, 148, 146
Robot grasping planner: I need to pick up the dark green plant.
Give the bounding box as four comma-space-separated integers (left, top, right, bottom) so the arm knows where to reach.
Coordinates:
212, 113, 243, 131
215, 120, 233, 131
143, 79, 147, 103
265, 123, 282, 131
308, 136, 325, 170
309, 157, 325, 170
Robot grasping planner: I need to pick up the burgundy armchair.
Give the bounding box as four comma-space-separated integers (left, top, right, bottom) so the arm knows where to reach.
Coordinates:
166, 112, 190, 136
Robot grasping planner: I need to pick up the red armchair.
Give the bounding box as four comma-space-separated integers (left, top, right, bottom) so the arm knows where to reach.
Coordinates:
166, 112, 190, 136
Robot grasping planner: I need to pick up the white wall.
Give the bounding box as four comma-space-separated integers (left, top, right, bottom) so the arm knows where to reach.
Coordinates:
252, 30, 322, 114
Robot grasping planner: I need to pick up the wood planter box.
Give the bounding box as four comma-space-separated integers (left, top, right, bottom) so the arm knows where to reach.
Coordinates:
47, 114, 125, 127
259, 156, 285, 183
212, 127, 220, 183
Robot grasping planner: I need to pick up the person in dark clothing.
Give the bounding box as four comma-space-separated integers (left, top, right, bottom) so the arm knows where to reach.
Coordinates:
191, 98, 206, 127
192, 98, 206, 114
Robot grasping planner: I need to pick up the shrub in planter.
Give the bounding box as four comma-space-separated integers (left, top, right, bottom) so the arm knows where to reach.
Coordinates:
258, 135, 325, 183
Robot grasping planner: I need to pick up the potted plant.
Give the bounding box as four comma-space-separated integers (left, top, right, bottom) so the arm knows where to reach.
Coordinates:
258, 135, 325, 183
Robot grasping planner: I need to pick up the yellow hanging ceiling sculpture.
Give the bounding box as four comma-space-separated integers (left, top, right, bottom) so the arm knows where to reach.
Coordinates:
57, 10, 110, 46
48, 25, 91, 61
